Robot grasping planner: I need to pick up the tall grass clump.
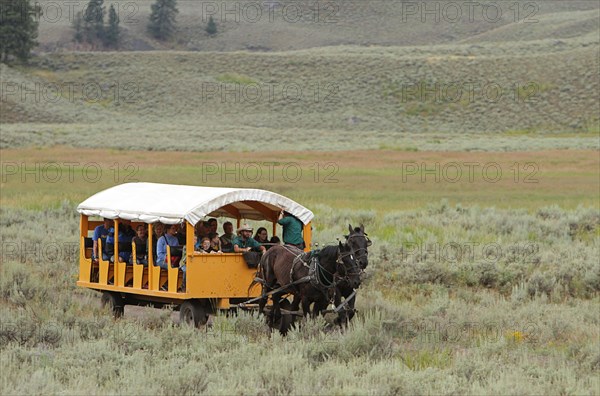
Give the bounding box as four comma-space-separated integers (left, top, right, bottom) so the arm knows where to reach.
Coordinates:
371, 202, 599, 299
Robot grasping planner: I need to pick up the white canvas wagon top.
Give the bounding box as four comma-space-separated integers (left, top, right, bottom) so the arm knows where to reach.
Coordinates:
77, 182, 314, 225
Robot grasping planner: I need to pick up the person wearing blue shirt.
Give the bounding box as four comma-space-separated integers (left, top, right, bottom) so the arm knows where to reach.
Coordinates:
104, 220, 136, 263
117, 220, 135, 264
156, 223, 180, 270
92, 218, 112, 261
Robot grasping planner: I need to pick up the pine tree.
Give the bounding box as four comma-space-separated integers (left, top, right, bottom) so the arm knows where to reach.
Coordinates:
84, 0, 105, 47
148, 0, 178, 40
206, 16, 217, 36
73, 11, 84, 43
0, 0, 41, 62
105, 4, 120, 48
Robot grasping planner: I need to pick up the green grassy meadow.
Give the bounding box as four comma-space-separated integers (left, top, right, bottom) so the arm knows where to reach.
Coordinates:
1, 147, 598, 211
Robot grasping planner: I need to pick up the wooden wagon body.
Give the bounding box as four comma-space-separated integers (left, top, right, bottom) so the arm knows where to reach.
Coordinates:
76, 183, 313, 324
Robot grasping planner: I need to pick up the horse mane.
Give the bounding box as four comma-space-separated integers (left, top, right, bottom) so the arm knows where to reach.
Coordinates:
318, 244, 339, 261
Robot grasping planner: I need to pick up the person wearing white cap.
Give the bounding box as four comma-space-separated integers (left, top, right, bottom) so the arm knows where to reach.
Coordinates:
233, 224, 266, 253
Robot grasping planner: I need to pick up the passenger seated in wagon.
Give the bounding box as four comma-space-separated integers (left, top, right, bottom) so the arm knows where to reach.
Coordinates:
208, 218, 218, 234
117, 219, 135, 263
198, 237, 219, 254
267, 236, 281, 250
254, 227, 269, 246
151, 222, 165, 264
104, 219, 135, 263
92, 218, 112, 262
195, 221, 210, 241
208, 232, 222, 253
220, 221, 235, 253
131, 224, 148, 266
155, 223, 181, 269
176, 221, 187, 245
233, 224, 266, 253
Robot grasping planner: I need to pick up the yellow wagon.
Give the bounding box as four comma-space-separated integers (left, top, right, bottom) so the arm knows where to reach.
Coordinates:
76, 182, 313, 326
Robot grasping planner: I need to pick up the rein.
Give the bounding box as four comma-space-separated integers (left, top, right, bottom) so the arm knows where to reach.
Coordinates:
307, 247, 359, 292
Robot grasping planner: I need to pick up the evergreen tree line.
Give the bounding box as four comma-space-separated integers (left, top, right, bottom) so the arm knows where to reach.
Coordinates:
0, 0, 218, 63
0, 0, 40, 62
147, 0, 217, 40
73, 0, 120, 49
75, 0, 218, 47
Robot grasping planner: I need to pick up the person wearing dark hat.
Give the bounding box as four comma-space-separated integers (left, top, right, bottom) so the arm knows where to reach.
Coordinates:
233, 224, 266, 253
277, 210, 305, 249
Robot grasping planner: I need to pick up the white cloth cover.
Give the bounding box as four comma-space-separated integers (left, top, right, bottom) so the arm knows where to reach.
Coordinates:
77, 182, 314, 225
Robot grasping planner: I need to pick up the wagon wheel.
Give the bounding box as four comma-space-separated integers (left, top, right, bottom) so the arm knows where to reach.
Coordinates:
180, 300, 209, 328
101, 292, 124, 318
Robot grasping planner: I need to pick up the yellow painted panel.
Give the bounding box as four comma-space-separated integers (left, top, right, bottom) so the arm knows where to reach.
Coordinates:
186, 254, 261, 298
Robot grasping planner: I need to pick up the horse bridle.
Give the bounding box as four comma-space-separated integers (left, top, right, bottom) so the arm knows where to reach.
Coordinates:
346, 233, 371, 267
311, 245, 361, 289
335, 246, 362, 280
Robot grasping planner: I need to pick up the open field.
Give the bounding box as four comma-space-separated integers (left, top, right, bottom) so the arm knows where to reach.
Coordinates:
1, 147, 599, 211
0, 146, 599, 394
0, 196, 598, 394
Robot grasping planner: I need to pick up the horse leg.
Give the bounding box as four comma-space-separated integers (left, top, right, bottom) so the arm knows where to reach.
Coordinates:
301, 294, 312, 319
289, 294, 301, 328
258, 291, 270, 328
314, 295, 329, 319
335, 290, 356, 327
345, 293, 357, 323
333, 290, 346, 326
271, 291, 282, 331
290, 294, 301, 313
273, 291, 295, 336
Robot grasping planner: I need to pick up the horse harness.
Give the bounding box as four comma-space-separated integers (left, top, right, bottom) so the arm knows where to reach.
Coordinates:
290, 247, 357, 300
241, 244, 359, 309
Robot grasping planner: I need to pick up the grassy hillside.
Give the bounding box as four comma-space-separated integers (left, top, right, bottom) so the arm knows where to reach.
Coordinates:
2, 33, 599, 152
33, 0, 600, 52
2, 0, 598, 152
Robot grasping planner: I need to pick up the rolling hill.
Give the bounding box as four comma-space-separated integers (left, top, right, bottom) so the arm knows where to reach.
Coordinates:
0, 0, 598, 151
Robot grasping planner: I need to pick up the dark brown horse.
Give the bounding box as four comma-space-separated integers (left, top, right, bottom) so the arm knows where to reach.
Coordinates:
336, 224, 371, 324
304, 224, 371, 324
255, 241, 361, 334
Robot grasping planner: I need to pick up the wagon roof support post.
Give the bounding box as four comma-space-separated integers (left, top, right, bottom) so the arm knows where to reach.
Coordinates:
146, 223, 154, 273
114, 219, 119, 282
186, 221, 194, 258
80, 214, 88, 239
